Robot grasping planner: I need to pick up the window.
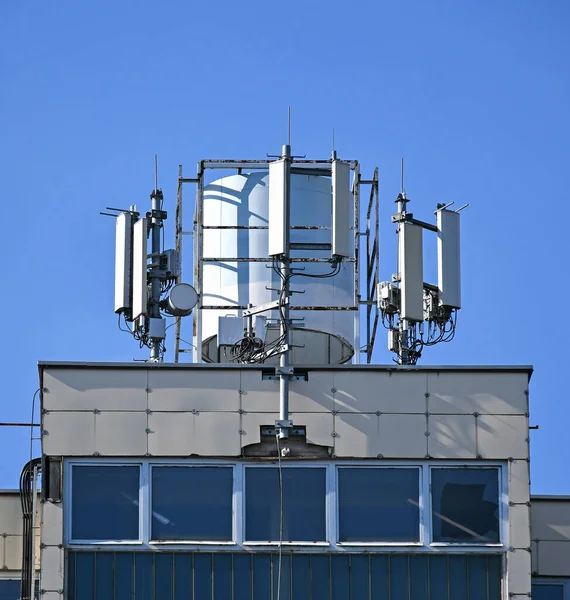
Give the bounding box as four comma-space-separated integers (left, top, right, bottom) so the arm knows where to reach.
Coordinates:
66, 460, 505, 550
338, 468, 420, 542
71, 465, 140, 541
532, 584, 565, 600
431, 468, 500, 543
245, 467, 326, 542
152, 466, 233, 541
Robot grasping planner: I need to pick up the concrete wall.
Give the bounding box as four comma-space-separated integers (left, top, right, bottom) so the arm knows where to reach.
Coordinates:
532, 497, 570, 578
38, 363, 533, 599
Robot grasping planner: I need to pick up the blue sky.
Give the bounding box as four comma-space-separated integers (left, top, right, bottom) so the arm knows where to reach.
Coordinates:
1, 1, 569, 491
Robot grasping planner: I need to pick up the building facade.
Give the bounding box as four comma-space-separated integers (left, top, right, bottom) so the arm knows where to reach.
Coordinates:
31, 361, 536, 599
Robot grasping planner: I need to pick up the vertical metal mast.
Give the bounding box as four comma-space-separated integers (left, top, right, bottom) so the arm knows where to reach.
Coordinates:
278, 139, 292, 439
397, 158, 410, 365
149, 155, 164, 361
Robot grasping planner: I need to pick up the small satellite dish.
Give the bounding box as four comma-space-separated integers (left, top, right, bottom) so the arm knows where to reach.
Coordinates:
166, 283, 198, 317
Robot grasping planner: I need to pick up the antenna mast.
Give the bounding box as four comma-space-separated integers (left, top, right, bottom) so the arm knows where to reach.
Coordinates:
149, 155, 165, 361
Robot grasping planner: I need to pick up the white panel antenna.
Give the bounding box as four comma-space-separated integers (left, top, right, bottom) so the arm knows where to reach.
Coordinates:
268, 159, 287, 256
132, 217, 148, 321
437, 209, 461, 309
398, 222, 424, 322
114, 213, 132, 314
332, 160, 350, 258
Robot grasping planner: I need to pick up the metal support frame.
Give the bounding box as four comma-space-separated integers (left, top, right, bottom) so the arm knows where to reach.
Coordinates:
172, 156, 380, 365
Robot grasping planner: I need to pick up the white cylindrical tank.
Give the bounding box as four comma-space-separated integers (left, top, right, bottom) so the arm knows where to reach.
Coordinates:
201, 172, 355, 357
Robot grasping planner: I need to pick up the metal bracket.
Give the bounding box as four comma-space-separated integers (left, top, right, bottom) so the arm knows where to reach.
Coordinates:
275, 366, 294, 375
275, 419, 294, 430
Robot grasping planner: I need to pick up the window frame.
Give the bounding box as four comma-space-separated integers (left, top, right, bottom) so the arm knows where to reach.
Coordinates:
64, 458, 508, 552
66, 461, 144, 545
427, 465, 507, 547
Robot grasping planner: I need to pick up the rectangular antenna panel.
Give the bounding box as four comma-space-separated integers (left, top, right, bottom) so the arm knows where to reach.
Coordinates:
268, 159, 287, 256
114, 213, 132, 314
437, 209, 461, 308
132, 217, 148, 321
399, 222, 424, 322
332, 160, 350, 257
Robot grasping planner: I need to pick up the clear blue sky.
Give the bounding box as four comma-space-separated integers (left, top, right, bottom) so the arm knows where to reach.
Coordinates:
1, 1, 569, 492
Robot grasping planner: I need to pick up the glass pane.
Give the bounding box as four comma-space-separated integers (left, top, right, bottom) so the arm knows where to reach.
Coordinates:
338, 468, 420, 542
431, 468, 500, 543
152, 467, 233, 541
71, 465, 139, 541
245, 467, 326, 542
532, 584, 564, 600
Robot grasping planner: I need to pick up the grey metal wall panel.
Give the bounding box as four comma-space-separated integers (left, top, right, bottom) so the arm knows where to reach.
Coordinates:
94, 412, 148, 455
477, 415, 529, 459
536, 541, 570, 577
532, 499, 570, 542
333, 371, 427, 414
148, 370, 240, 412
507, 548, 532, 594
40, 502, 63, 548
427, 372, 528, 415
148, 412, 241, 456
3, 536, 22, 571
334, 413, 427, 457
42, 369, 147, 411
42, 412, 96, 455
67, 552, 503, 600
427, 414, 477, 458
510, 459, 531, 504
510, 504, 531, 549
39, 545, 63, 593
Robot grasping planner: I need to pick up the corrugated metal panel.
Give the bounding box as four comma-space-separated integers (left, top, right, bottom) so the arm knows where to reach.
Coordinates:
67, 552, 502, 600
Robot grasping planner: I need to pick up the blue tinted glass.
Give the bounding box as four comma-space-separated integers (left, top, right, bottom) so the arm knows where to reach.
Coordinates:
338, 468, 420, 542
0, 580, 21, 600
152, 467, 233, 541
245, 468, 326, 542
532, 584, 564, 600
431, 468, 500, 543
71, 465, 140, 541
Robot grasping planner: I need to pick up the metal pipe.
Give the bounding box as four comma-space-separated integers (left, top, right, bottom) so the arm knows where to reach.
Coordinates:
174, 166, 183, 363
279, 144, 292, 440
29, 464, 38, 600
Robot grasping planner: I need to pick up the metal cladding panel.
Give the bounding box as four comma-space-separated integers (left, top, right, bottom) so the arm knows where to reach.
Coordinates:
509, 459, 531, 504
43, 412, 95, 455
399, 222, 424, 322
3, 535, 23, 571
510, 504, 531, 548
334, 413, 427, 458
240, 412, 278, 446
507, 549, 532, 594
40, 545, 64, 592
147, 369, 240, 412
536, 541, 570, 577
333, 371, 427, 414
239, 371, 334, 413
531, 540, 539, 573
477, 415, 529, 459
437, 209, 461, 309
289, 412, 334, 447
95, 412, 147, 455
332, 160, 350, 258
67, 552, 503, 600
531, 499, 570, 542
41, 502, 63, 548
427, 372, 528, 415
427, 414, 477, 458
268, 159, 287, 256
132, 217, 147, 321
148, 412, 240, 456
0, 495, 22, 536
114, 212, 132, 314
42, 368, 147, 411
